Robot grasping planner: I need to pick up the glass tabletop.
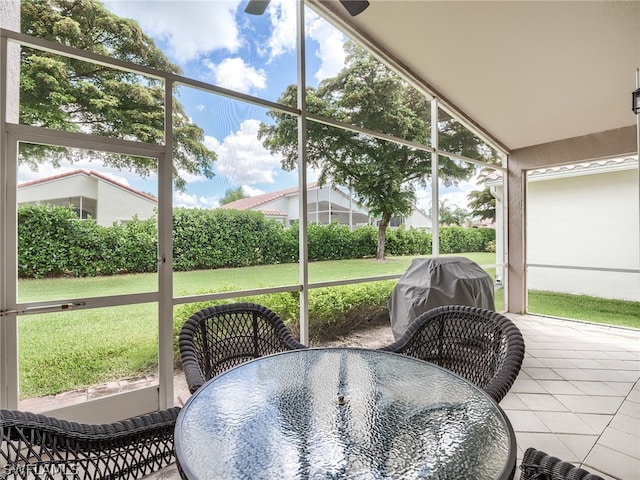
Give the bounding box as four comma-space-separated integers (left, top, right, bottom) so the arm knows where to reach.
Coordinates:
175, 348, 516, 480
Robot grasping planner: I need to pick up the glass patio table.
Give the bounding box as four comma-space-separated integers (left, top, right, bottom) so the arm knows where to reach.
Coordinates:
175, 347, 516, 480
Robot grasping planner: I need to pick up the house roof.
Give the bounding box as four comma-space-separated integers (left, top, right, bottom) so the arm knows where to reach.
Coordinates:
484, 156, 638, 185
311, 1, 639, 153
219, 184, 306, 211
18, 169, 157, 203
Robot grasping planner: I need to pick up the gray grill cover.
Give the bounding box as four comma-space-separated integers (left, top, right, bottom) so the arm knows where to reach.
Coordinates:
390, 257, 494, 340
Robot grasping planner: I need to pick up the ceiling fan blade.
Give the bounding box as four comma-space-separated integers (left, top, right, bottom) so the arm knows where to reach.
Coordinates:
339, 0, 370, 16
245, 0, 271, 15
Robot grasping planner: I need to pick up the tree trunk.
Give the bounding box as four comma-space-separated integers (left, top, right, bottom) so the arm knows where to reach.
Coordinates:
376, 212, 391, 260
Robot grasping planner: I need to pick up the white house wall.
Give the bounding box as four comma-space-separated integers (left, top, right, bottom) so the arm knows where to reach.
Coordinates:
403, 209, 432, 231
18, 174, 156, 226
95, 180, 156, 226
526, 167, 639, 301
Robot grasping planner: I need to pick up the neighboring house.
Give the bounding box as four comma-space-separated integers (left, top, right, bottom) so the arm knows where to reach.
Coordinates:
221, 183, 432, 231
18, 170, 157, 226
488, 156, 639, 302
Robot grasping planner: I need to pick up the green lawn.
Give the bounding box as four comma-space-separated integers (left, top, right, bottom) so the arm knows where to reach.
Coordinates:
16, 253, 638, 398
18, 253, 496, 301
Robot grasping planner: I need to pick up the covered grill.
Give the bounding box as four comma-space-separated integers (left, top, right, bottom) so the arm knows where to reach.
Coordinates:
389, 257, 495, 340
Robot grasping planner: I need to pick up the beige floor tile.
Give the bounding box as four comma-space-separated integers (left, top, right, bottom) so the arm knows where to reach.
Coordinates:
536, 380, 583, 395
608, 413, 640, 436
503, 410, 550, 432
551, 368, 599, 382
575, 413, 615, 433
510, 378, 547, 394
599, 427, 640, 459
570, 380, 625, 396
585, 445, 640, 480
555, 395, 623, 414
516, 393, 569, 412
555, 433, 599, 459
525, 368, 564, 380
535, 411, 598, 435
515, 432, 578, 463
500, 393, 528, 410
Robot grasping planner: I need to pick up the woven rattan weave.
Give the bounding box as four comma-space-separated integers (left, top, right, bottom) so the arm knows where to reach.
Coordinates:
1, 407, 180, 480
179, 302, 307, 394
519, 447, 604, 480
380, 304, 525, 403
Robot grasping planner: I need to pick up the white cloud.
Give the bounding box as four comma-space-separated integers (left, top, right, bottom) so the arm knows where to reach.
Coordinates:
204, 57, 266, 93
306, 12, 346, 82
242, 185, 265, 196
206, 119, 283, 185
104, 0, 243, 63
173, 190, 219, 209
265, 0, 297, 60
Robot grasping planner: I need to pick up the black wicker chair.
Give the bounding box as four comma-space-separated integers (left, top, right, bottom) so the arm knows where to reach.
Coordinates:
380, 304, 525, 403
0, 407, 180, 480
520, 448, 604, 480
179, 302, 307, 394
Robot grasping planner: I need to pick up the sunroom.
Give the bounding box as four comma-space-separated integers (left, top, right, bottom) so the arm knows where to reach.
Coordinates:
1, 1, 638, 479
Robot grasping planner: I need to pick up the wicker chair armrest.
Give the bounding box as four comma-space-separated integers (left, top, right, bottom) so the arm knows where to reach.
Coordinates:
178, 338, 208, 394
520, 448, 604, 480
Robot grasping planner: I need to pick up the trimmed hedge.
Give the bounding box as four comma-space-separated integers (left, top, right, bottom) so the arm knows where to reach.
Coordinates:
17, 204, 495, 278
172, 280, 397, 362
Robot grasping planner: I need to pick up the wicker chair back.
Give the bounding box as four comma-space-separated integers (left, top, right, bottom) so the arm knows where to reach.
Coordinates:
179, 302, 306, 394
380, 304, 525, 403
0, 408, 180, 480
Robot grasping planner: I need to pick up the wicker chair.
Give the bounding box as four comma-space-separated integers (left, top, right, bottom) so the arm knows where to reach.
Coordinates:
0, 407, 180, 480
379, 304, 525, 403
179, 302, 307, 394
519, 448, 604, 480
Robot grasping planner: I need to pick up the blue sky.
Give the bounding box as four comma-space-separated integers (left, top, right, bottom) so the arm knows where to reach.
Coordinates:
104, 0, 339, 208
17, 0, 481, 213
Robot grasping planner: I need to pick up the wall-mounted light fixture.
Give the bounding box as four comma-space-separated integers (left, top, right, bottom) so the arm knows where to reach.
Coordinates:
633, 87, 640, 114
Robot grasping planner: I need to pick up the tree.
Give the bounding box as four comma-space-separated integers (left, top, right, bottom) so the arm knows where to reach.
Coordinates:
220, 187, 247, 206
467, 187, 496, 221
19, 0, 216, 190
435, 200, 470, 227
259, 42, 497, 259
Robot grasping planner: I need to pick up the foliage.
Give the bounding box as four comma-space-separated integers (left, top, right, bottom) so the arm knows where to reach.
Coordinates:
259, 41, 499, 260
172, 280, 396, 361
436, 199, 471, 226
17, 205, 493, 279
172, 208, 288, 270
439, 225, 489, 253
19, 0, 216, 190
219, 187, 248, 206
19, 271, 639, 397
467, 187, 497, 221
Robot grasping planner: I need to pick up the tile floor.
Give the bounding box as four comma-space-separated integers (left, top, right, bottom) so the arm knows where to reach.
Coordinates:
158, 314, 639, 479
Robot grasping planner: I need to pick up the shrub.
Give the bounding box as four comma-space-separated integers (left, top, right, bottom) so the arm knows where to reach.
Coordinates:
172, 280, 396, 364
18, 205, 492, 279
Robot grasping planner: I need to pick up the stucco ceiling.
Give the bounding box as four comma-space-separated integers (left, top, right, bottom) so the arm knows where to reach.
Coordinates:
312, 1, 640, 153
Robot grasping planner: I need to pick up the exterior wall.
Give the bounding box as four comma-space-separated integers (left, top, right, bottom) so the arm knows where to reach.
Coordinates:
96, 180, 156, 226
527, 168, 639, 301
403, 209, 432, 231
18, 175, 156, 226
19, 176, 98, 202
507, 125, 638, 313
